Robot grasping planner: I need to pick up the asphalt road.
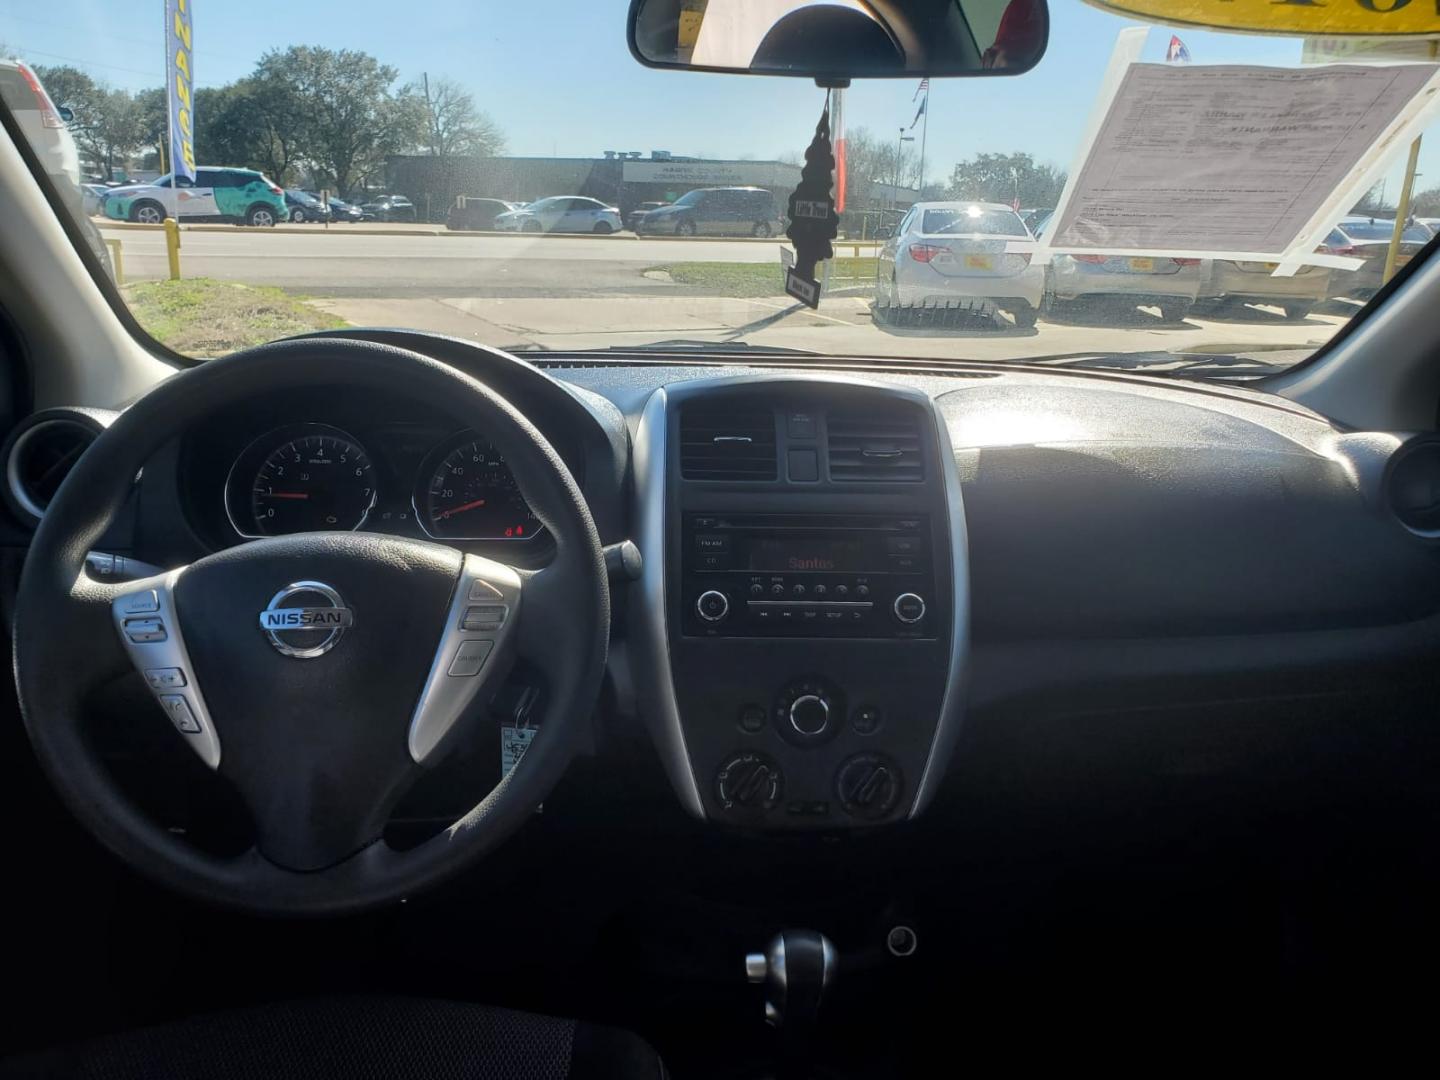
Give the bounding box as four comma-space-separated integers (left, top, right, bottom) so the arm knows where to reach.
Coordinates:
99, 225, 790, 297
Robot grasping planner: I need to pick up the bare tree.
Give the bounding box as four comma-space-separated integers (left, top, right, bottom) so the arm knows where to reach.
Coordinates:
419, 76, 505, 157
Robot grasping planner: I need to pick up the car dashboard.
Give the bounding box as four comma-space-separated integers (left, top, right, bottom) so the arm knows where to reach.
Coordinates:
4, 330, 1440, 847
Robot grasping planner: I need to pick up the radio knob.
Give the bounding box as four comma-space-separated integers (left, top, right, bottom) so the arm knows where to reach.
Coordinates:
789, 693, 831, 737
696, 590, 730, 623
893, 592, 926, 625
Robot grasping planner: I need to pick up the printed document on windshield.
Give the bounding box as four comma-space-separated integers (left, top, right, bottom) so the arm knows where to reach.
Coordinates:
1048, 62, 1440, 260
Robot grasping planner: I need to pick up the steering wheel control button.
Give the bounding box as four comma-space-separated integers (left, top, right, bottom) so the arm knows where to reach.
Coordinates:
715, 751, 783, 811
259, 581, 354, 659
836, 754, 904, 821
120, 590, 159, 615
468, 578, 504, 601
696, 589, 730, 623
447, 638, 495, 677
124, 617, 167, 643
789, 694, 831, 737
893, 592, 927, 625
852, 705, 884, 736
739, 703, 767, 733
144, 667, 187, 690
460, 604, 508, 631
158, 694, 202, 734
410, 554, 524, 764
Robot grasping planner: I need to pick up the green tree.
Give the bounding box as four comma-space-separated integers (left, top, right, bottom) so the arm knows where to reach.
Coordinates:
254, 46, 426, 195
34, 65, 144, 179
419, 76, 505, 157
1411, 185, 1440, 217
841, 126, 921, 208
945, 151, 1066, 209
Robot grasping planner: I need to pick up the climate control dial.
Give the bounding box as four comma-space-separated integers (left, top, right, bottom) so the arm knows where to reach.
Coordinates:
836, 753, 904, 821
716, 751, 783, 811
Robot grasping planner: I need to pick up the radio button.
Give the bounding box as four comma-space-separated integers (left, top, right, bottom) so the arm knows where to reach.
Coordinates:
697, 590, 730, 623
889, 555, 921, 572
696, 553, 732, 572
856, 584, 870, 597
750, 583, 764, 597
792, 584, 806, 596
695, 533, 731, 553
834, 584, 849, 597
886, 535, 924, 555
812, 583, 827, 596
771, 583, 785, 597
894, 593, 927, 624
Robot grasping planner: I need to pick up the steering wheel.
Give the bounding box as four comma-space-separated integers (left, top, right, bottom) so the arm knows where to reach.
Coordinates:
12, 339, 609, 915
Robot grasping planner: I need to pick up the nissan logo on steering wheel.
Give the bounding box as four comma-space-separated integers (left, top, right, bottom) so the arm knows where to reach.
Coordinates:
259, 581, 354, 658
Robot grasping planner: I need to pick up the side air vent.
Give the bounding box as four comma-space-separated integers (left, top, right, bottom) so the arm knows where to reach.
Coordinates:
827, 411, 924, 482
6, 417, 100, 520
1387, 438, 1440, 538
680, 405, 778, 481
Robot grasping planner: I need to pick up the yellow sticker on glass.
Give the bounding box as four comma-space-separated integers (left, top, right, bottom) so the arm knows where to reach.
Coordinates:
678, 9, 704, 49
1083, 0, 1440, 37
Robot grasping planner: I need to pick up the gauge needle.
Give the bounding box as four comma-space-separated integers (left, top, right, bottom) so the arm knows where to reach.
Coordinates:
265, 492, 310, 500
440, 498, 486, 518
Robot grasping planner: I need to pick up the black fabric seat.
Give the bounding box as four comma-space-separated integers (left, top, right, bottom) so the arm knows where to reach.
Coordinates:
1, 997, 667, 1080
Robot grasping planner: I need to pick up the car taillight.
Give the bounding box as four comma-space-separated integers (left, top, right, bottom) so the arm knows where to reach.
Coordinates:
17, 63, 64, 128
268, 183, 284, 195
1319, 243, 1357, 257
908, 243, 947, 263
1073, 254, 1108, 264
1174, 258, 1201, 266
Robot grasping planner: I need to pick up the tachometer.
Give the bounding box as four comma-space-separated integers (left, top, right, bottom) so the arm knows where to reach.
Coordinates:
232, 424, 376, 536
417, 434, 540, 540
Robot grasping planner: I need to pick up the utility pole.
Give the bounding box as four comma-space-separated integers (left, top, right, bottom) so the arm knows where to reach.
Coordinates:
422, 72, 439, 156
893, 127, 914, 210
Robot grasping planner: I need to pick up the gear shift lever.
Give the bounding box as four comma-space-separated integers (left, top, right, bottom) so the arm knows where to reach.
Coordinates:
746, 930, 837, 1077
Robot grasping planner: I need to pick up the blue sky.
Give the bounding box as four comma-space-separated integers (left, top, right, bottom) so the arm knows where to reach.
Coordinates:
3, 0, 1436, 196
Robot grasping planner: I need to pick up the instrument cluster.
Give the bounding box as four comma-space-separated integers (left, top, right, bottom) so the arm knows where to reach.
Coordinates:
222, 421, 542, 542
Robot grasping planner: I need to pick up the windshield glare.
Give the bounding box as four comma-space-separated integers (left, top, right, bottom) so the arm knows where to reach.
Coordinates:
6, 0, 1440, 373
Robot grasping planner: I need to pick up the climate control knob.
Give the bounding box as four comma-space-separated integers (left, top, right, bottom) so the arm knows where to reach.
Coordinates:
893, 592, 926, 624
716, 751, 783, 811
836, 753, 904, 821
696, 589, 730, 623
788, 693, 831, 737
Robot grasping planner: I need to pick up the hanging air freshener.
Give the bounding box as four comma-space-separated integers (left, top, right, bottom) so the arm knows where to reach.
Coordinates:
784, 99, 840, 309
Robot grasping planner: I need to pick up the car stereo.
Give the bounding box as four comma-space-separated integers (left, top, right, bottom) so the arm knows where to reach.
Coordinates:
680, 513, 934, 638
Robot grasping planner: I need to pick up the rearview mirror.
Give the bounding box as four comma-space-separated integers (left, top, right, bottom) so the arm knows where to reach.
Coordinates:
628, 0, 1048, 80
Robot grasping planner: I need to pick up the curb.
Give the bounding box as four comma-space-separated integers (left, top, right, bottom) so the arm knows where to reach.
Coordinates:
94, 219, 883, 249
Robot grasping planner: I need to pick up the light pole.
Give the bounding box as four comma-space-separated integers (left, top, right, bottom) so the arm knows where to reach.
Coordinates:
893, 127, 915, 211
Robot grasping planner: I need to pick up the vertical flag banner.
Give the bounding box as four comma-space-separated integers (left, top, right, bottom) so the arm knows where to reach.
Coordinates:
831, 88, 846, 214
1166, 35, 1191, 63
166, 0, 196, 183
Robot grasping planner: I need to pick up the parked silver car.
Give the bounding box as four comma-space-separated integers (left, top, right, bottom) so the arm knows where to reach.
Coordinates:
1033, 211, 1201, 322
496, 196, 624, 234
1322, 217, 1433, 297
876, 202, 1043, 327
1198, 257, 1331, 320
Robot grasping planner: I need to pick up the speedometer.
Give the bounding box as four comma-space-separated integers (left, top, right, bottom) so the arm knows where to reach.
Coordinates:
228, 424, 377, 537
416, 434, 540, 541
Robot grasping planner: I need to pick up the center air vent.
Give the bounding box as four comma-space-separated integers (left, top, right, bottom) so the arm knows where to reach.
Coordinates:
680, 405, 778, 481
827, 411, 924, 482
6, 417, 99, 520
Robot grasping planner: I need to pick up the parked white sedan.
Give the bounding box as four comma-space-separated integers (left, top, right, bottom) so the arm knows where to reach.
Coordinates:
876, 202, 1043, 327
496, 196, 624, 235
1032, 211, 1201, 322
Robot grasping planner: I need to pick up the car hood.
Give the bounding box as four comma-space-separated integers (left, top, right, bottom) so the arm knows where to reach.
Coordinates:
644, 205, 680, 217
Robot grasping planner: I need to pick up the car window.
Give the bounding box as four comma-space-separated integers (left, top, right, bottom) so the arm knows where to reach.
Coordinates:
1342, 220, 1431, 243
922, 208, 1028, 236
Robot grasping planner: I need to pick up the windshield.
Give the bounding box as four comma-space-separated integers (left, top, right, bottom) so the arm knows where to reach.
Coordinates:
6, 0, 1440, 374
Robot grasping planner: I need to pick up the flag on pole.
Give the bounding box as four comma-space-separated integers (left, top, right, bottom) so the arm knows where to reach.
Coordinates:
165, 0, 197, 183
831, 88, 846, 214
1166, 35, 1191, 63
910, 95, 926, 131
913, 77, 929, 102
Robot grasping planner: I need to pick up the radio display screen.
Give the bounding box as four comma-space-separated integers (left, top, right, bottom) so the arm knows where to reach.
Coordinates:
745, 536, 875, 573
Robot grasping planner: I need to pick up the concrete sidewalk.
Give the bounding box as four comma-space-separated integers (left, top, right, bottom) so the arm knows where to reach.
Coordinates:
311, 293, 1348, 361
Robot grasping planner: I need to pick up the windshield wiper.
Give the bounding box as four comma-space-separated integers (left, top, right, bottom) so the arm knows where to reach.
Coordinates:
510, 339, 819, 356
1018, 349, 1301, 380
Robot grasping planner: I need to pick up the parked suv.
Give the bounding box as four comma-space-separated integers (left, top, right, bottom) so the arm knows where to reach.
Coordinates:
101, 167, 287, 226
638, 186, 782, 237
359, 194, 417, 222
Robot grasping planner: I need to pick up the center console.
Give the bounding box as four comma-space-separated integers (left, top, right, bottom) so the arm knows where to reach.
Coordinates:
632, 376, 967, 830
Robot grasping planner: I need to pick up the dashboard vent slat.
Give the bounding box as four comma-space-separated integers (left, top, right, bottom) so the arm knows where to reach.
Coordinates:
681, 407, 777, 481
827, 412, 924, 482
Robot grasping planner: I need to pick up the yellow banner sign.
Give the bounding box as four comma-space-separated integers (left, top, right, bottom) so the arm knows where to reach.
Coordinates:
1084, 0, 1440, 38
